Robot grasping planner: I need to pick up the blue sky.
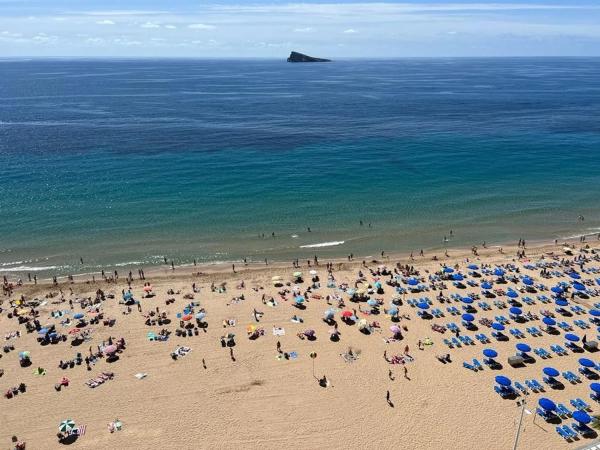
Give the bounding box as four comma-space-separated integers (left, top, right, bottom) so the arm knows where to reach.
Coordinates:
1, 1, 600, 57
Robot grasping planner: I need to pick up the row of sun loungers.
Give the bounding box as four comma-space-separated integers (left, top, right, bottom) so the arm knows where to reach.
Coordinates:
85, 371, 114, 388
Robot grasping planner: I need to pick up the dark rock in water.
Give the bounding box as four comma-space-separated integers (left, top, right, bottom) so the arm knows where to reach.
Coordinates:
287, 51, 331, 63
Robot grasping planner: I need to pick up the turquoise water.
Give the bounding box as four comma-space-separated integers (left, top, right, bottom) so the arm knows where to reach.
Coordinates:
1, 58, 600, 275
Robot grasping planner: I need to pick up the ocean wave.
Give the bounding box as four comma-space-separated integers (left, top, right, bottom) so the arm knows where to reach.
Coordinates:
300, 241, 345, 249
1, 265, 61, 272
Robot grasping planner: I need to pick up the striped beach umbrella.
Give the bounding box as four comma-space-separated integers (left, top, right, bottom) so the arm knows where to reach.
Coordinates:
59, 419, 76, 433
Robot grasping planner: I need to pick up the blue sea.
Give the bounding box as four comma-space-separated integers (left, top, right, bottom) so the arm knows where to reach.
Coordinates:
1, 58, 600, 276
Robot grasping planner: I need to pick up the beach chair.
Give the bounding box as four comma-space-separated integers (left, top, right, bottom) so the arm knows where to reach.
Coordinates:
572, 421, 595, 437
514, 382, 528, 395
533, 348, 544, 358
472, 358, 483, 370
563, 371, 580, 383
591, 392, 600, 403
451, 337, 462, 348
443, 338, 454, 348
522, 297, 534, 305
531, 379, 544, 391
556, 403, 572, 418
531, 326, 542, 336
572, 398, 591, 411
463, 361, 476, 371
479, 333, 490, 343
525, 379, 537, 392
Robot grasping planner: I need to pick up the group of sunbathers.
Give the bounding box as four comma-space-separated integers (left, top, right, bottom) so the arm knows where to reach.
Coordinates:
85, 371, 114, 388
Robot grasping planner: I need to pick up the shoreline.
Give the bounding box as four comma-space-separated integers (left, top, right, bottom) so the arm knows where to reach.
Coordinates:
5, 234, 596, 288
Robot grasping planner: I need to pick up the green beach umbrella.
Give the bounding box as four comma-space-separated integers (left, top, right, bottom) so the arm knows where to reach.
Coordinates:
293, 271, 302, 278
59, 419, 76, 433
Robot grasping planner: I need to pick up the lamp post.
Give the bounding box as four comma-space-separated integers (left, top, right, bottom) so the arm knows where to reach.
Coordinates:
513, 398, 527, 450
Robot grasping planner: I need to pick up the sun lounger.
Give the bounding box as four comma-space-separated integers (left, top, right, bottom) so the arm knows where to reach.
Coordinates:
451, 337, 462, 348
562, 371, 580, 383
570, 398, 590, 411
472, 358, 483, 370
556, 403, 572, 418
463, 361, 476, 371
514, 381, 528, 395
443, 338, 454, 348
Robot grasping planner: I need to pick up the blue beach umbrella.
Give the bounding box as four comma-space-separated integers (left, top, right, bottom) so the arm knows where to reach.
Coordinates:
73, 313, 84, 320
591, 383, 600, 393
295, 296, 305, 304
492, 323, 505, 331
579, 358, 595, 368
452, 274, 464, 281
522, 277, 534, 286
495, 375, 511, 386
367, 299, 378, 307
462, 313, 475, 322
483, 349, 498, 358
573, 411, 592, 424
38, 328, 49, 335
569, 272, 581, 280
551, 286, 563, 294
494, 268, 505, 277
195, 312, 206, 321
543, 367, 560, 377
346, 288, 356, 296
407, 278, 419, 286
323, 309, 335, 320
573, 283, 586, 291
565, 333, 580, 342
556, 299, 569, 307
506, 290, 518, 299
388, 307, 399, 316
590, 309, 600, 317
542, 317, 556, 326
516, 343, 531, 353
461, 297, 473, 304
481, 282, 493, 290
538, 398, 556, 411
468, 264, 479, 270
123, 291, 133, 300
509, 307, 522, 315
443, 267, 454, 273
417, 302, 429, 310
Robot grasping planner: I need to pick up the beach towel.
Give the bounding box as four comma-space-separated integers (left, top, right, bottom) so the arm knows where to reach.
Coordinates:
135, 373, 147, 380
272, 327, 285, 336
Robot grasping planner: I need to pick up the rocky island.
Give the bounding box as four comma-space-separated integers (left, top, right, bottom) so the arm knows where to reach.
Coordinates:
287, 51, 331, 62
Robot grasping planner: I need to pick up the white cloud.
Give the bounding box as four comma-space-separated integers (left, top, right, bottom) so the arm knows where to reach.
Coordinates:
343, 28, 357, 34
96, 20, 115, 25
141, 22, 160, 29
188, 23, 215, 30
1, 31, 22, 38
164, 24, 177, 29
294, 27, 313, 33
85, 37, 105, 45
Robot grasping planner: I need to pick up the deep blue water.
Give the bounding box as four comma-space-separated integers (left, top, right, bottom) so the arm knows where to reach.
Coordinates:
1, 58, 600, 275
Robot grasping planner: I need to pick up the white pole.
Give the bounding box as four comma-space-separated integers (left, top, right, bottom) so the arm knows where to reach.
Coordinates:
513, 399, 527, 450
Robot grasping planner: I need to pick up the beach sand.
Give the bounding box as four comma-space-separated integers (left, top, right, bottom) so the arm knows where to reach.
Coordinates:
1, 240, 599, 449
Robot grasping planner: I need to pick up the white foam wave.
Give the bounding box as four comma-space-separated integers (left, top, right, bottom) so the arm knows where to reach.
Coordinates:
300, 241, 345, 249
1, 265, 60, 272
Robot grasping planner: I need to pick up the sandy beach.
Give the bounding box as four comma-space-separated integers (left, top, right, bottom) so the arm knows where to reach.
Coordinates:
2, 239, 600, 449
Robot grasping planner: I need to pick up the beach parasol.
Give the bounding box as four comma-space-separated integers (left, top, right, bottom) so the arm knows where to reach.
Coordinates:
388, 307, 399, 316
443, 267, 454, 273
573, 411, 592, 424
551, 286, 564, 294
461, 297, 473, 304
522, 277, 534, 286
295, 296, 305, 304
579, 358, 595, 368
324, 309, 335, 319
538, 398, 556, 411
573, 283, 586, 291
555, 299, 569, 307
542, 317, 556, 326
509, 307, 522, 315
494, 268, 505, 277
495, 375, 511, 386
123, 292, 133, 300
73, 313, 84, 320
247, 325, 256, 333
390, 325, 401, 334
481, 282, 493, 290
293, 271, 302, 278
272, 276, 282, 283
569, 272, 581, 280
357, 319, 369, 330
18, 351, 30, 360
341, 310, 353, 318
309, 270, 318, 276
407, 278, 419, 286
452, 274, 464, 281
103, 345, 117, 355
492, 323, 505, 331
591, 383, 600, 393
543, 367, 559, 377
483, 349, 498, 358
38, 328, 49, 335
182, 314, 193, 321
589, 309, 600, 317
143, 285, 153, 292
506, 290, 518, 299
468, 264, 479, 270
417, 302, 429, 310
565, 333, 580, 342
516, 343, 531, 353
367, 299, 378, 307
195, 312, 206, 321
462, 313, 475, 322
59, 419, 76, 433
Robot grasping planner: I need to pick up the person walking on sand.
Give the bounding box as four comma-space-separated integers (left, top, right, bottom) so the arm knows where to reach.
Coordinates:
404, 345, 409, 355
388, 369, 394, 381
276, 341, 282, 353
230, 347, 235, 361
386, 390, 391, 402
404, 365, 409, 379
